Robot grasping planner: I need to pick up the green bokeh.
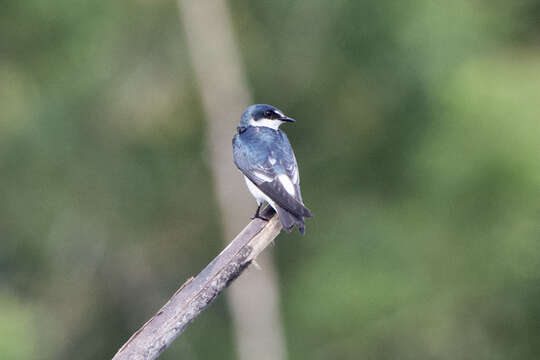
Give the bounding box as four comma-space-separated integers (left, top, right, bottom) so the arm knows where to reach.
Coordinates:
1, 0, 539, 359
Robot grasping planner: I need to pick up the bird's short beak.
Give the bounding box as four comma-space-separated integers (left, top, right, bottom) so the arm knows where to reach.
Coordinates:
279, 116, 295, 123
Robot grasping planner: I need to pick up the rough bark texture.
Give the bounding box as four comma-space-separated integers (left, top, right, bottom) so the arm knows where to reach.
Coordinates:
112, 207, 281, 360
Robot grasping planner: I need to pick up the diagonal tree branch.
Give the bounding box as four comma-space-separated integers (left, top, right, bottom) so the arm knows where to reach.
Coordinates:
112, 206, 281, 360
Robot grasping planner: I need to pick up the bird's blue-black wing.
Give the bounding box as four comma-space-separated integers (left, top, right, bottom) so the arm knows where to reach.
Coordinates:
233, 129, 311, 218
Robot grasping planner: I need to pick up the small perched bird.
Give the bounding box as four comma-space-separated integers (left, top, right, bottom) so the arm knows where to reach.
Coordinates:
233, 104, 312, 234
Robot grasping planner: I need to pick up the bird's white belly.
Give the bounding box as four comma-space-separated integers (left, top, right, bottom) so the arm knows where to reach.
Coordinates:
244, 176, 277, 210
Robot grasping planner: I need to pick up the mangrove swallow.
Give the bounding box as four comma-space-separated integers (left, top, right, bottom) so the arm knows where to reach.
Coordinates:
233, 104, 312, 234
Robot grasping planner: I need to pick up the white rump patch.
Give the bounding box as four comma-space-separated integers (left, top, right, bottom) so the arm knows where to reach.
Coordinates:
249, 117, 283, 130
253, 171, 273, 182
278, 174, 295, 196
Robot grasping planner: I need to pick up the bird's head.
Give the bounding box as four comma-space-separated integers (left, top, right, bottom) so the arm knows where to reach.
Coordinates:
238, 104, 295, 133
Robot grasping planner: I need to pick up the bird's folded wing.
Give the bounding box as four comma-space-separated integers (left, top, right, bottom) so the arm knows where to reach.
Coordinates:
233, 133, 311, 218
247, 174, 312, 218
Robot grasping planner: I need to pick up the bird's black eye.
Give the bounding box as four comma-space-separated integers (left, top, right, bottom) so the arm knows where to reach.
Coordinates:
264, 110, 273, 118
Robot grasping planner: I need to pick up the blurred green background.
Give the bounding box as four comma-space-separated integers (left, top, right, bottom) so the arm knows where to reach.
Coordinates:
1, 0, 540, 359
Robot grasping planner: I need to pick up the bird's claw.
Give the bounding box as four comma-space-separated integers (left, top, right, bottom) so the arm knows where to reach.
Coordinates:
251, 214, 270, 221
251, 204, 269, 221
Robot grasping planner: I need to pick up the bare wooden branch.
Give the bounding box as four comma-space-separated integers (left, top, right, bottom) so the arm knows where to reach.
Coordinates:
112, 207, 281, 360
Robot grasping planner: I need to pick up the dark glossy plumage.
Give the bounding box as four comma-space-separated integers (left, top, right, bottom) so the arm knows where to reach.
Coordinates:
233, 125, 312, 234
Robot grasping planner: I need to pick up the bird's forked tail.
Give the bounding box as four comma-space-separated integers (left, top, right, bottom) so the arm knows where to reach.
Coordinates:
276, 206, 306, 235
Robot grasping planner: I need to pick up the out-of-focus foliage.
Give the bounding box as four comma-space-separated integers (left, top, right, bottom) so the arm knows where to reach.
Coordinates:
1, 0, 539, 359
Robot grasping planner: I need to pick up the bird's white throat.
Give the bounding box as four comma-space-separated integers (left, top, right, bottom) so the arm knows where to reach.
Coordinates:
249, 117, 283, 130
